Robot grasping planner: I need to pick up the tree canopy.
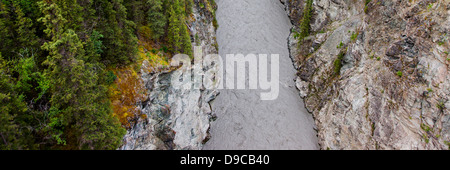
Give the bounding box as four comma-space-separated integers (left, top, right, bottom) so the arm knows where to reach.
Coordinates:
0, 0, 195, 149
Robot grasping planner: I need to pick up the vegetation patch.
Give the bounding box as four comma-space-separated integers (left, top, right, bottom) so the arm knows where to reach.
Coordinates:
365, 0, 372, 14
295, 0, 314, 42
337, 41, 344, 48
436, 100, 445, 111
396, 71, 403, 77
423, 133, 429, 143
0, 0, 207, 149
445, 141, 450, 149
350, 31, 359, 41
334, 49, 347, 75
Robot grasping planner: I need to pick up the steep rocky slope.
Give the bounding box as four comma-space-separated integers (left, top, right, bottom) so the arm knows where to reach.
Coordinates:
120, 1, 219, 150
282, 0, 450, 149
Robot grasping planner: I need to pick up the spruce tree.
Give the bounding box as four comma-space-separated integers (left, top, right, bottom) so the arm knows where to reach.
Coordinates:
180, 17, 192, 57
177, 0, 192, 57
184, 0, 193, 16
124, 0, 145, 26
0, 53, 31, 150
147, 0, 166, 41
38, 0, 125, 149
0, 2, 14, 58
168, 0, 182, 54
298, 0, 313, 41
13, 2, 38, 51
95, 0, 137, 66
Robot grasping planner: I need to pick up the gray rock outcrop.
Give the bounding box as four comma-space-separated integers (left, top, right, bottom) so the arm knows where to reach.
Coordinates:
120, 1, 219, 150
282, 0, 450, 149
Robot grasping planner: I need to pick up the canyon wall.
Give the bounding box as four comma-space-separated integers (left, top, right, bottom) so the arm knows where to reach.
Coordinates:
282, 0, 450, 149
120, 1, 219, 150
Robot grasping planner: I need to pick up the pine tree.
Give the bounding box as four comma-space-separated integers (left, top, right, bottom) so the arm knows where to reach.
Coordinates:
0, 1, 15, 58
180, 17, 192, 57
38, 0, 125, 149
0, 53, 31, 150
0, 1, 48, 150
147, 0, 166, 40
184, 0, 193, 16
168, 0, 182, 53
298, 0, 313, 41
95, 0, 137, 66
167, 0, 192, 56
177, 0, 192, 57
124, 0, 145, 26
75, 0, 97, 42
13, 1, 39, 53
0, 0, 196, 149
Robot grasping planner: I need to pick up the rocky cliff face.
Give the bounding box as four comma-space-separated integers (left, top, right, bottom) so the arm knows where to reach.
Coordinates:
282, 0, 450, 149
120, 1, 219, 150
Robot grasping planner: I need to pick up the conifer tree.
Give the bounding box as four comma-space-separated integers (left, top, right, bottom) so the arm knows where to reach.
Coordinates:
38, 0, 125, 149
0, 2, 15, 58
13, 2, 39, 52
177, 0, 192, 57
147, 0, 166, 40
0, 0, 203, 150
124, 0, 145, 26
0, 53, 31, 150
95, 0, 137, 66
184, 0, 193, 16
298, 0, 313, 41
168, 0, 182, 53
180, 17, 192, 57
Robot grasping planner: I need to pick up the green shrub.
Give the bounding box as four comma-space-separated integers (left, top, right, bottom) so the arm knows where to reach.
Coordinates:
364, 0, 372, 13
437, 101, 445, 111
334, 50, 346, 75
160, 46, 168, 53
423, 134, 429, 143
351, 31, 358, 41
297, 0, 314, 41
337, 41, 344, 48
421, 123, 431, 132
212, 17, 219, 30
106, 71, 117, 85
427, 3, 433, 10
151, 48, 157, 54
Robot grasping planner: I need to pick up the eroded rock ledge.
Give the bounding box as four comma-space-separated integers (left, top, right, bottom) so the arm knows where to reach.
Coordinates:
120, 1, 219, 150
282, 0, 450, 149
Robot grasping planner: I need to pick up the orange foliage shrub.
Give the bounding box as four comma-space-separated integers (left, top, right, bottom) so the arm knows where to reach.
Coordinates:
138, 26, 169, 73
109, 66, 147, 129
109, 27, 170, 129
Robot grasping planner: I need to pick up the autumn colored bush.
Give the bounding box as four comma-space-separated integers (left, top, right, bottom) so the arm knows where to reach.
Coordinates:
108, 65, 147, 129
109, 27, 169, 129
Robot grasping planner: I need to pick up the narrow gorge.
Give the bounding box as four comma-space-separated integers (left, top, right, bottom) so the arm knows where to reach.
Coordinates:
4, 0, 449, 151
121, 0, 450, 150
203, 0, 318, 150
121, 0, 319, 150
